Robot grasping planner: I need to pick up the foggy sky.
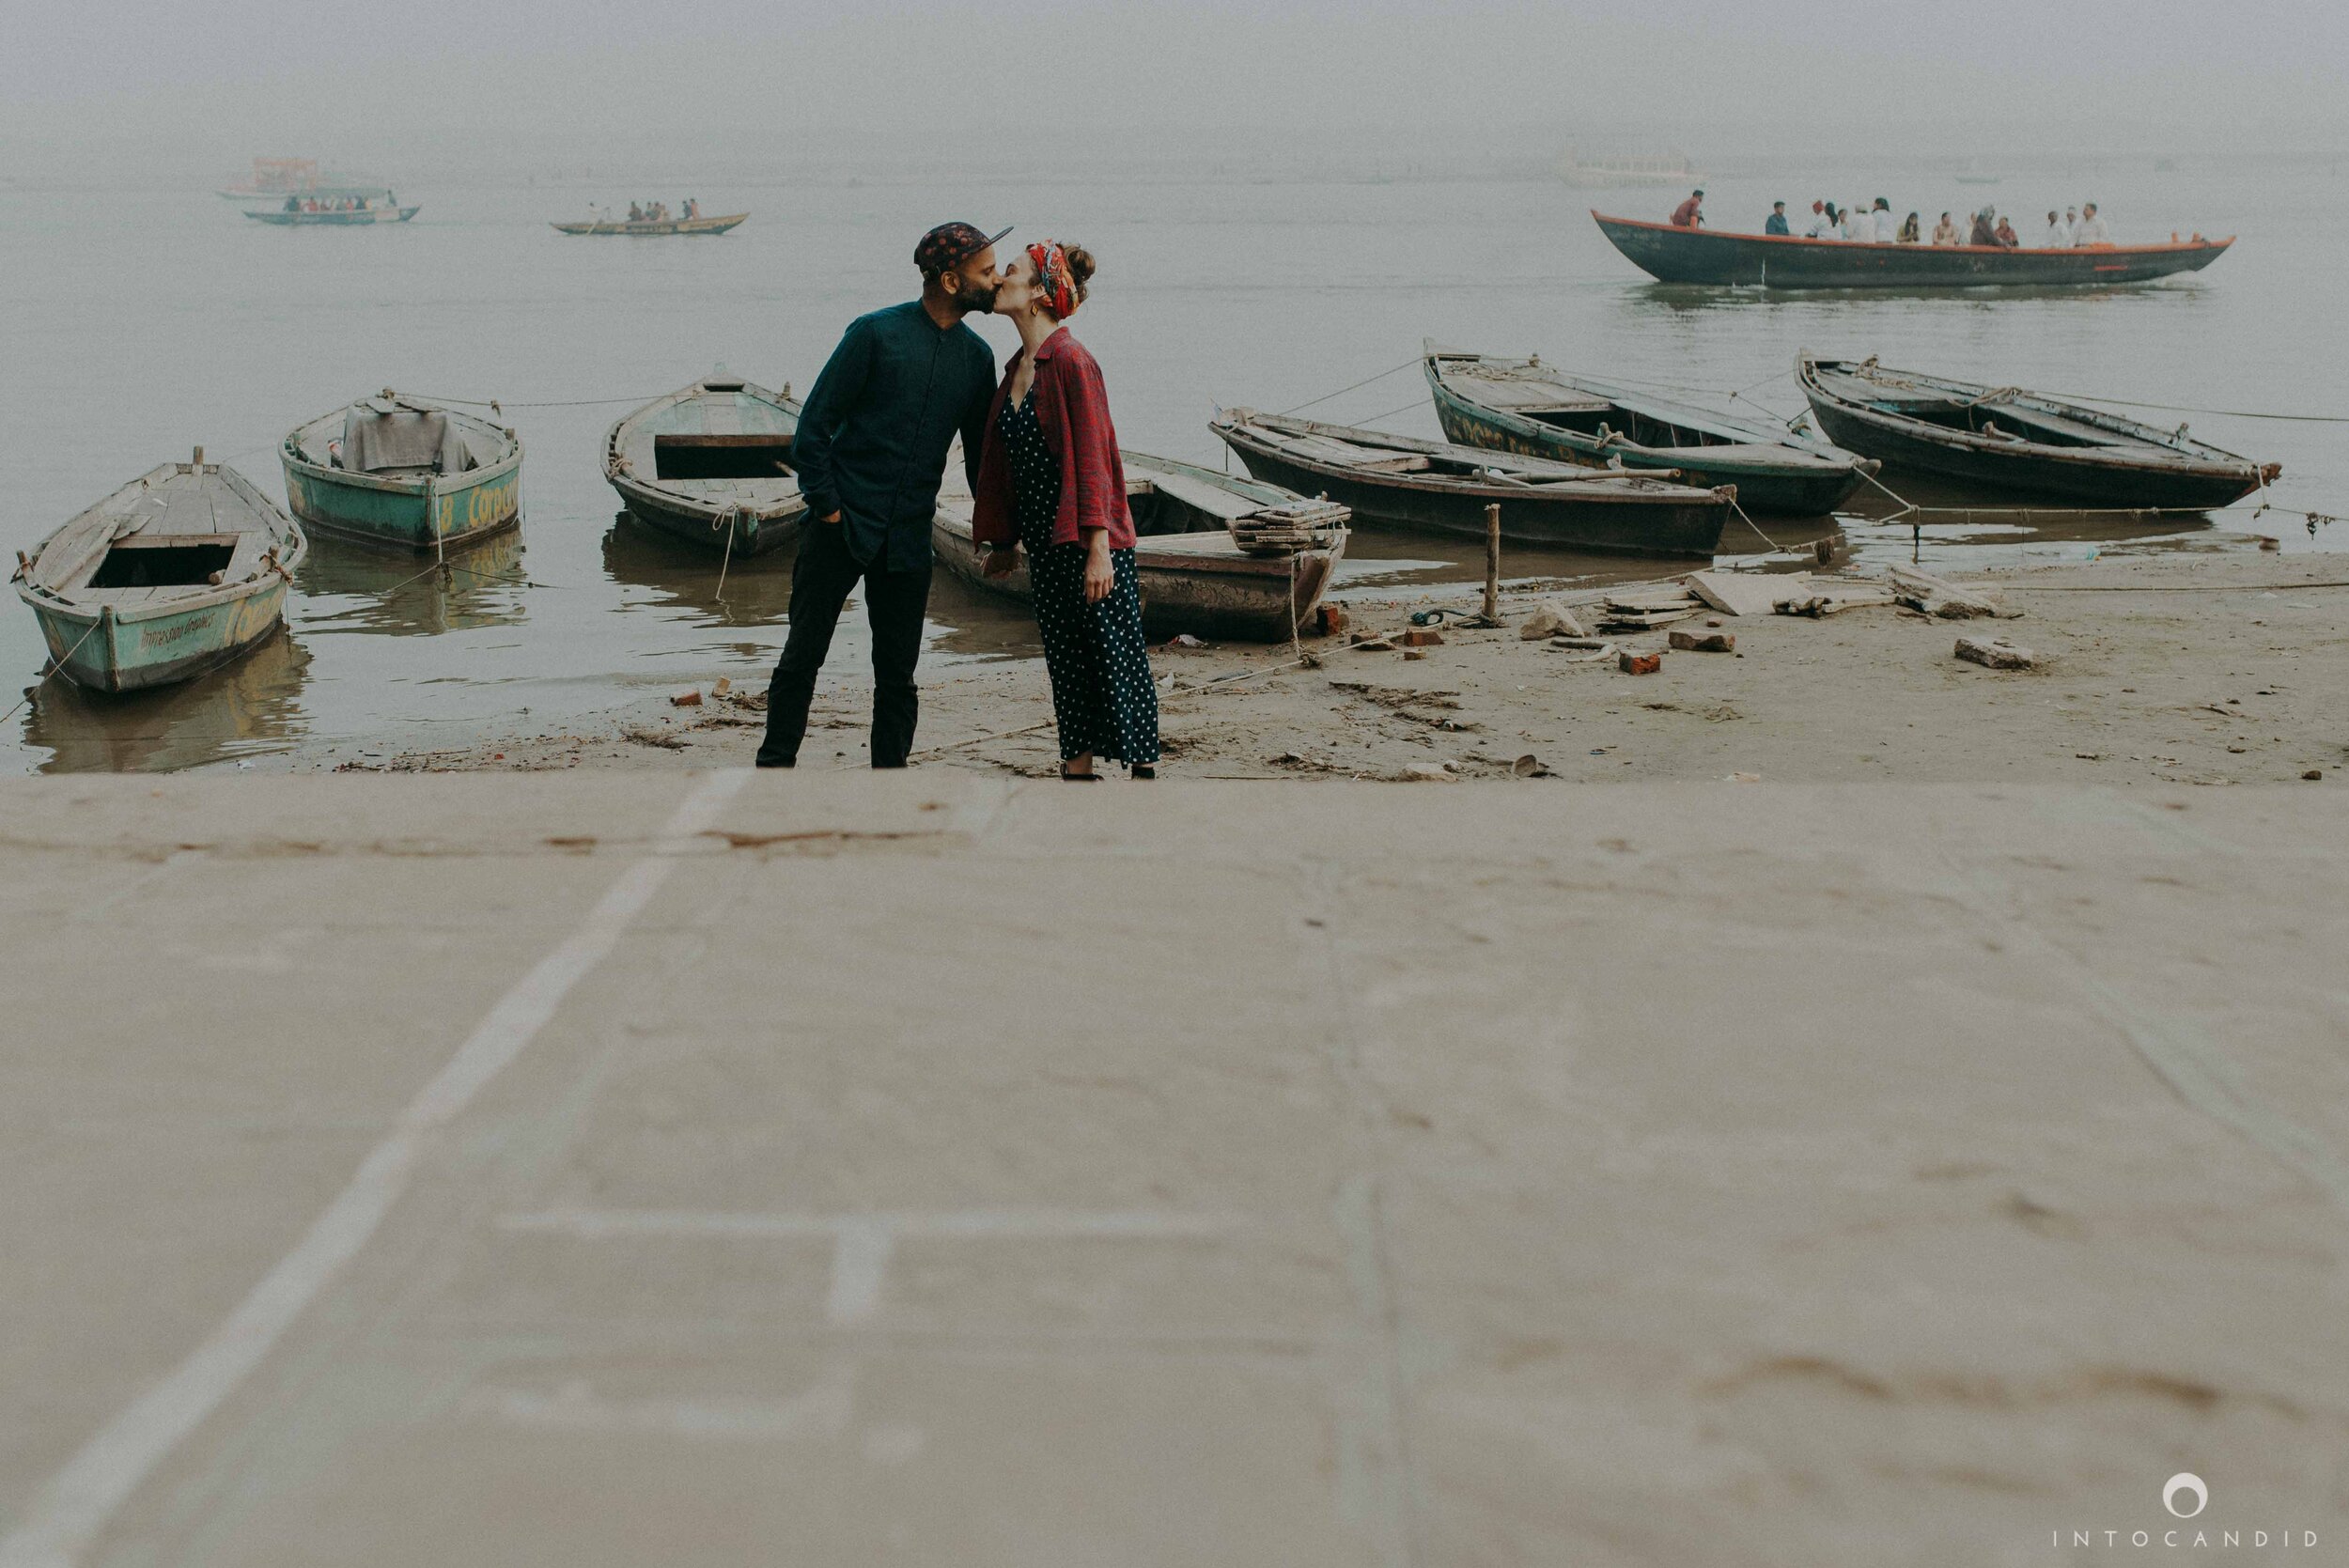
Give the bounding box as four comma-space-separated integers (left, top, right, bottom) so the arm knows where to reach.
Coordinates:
7, 0, 2344, 187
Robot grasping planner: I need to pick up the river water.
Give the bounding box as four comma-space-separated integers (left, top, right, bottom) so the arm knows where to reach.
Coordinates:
5, 159, 2341, 772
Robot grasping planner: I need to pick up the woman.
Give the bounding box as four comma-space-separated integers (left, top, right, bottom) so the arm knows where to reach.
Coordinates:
1898, 210, 1921, 243
971, 241, 1159, 781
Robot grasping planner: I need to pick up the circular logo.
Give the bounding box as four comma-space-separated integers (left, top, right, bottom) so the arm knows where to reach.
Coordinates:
2164, 1473, 2208, 1519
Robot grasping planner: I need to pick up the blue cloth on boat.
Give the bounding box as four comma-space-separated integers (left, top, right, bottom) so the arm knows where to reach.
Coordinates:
789, 300, 996, 573
1765, 212, 1791, 236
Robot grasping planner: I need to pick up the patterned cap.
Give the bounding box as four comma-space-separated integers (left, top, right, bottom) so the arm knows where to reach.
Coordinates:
914, 222, 1012, 276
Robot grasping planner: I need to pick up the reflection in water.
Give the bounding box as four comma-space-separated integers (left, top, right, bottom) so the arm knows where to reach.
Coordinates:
599, 512, 797, 627
23, 625, 311, 773
294, 529, 531, 636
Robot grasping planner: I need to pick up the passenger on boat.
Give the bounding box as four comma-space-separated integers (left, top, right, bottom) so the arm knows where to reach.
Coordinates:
972, 241, 1159, 783
1968, 209, 1999, 246
628, 202, 643, 222
2074, 202, 2111, 245
1669, 189, 1703, 227
2040, 210, 2067, 248
1932, 211, 1960, 244
1871, 197, 1897, 242
283, 196, 300, 213
1843, 203, 1872, 241
1804, 200, 1835, 239
1899, 210, 1921, 242
1994, 214, 2019, 248
1765, 201, 1790, 236
755, 219, 1006, 772
2062, 206, 2080, 244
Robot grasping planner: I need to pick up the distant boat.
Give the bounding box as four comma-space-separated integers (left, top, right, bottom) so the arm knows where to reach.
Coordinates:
1591, 211, 2233, 288
606, 376, 806, 555
1556, 147, 1699, 189
553, 211, 748, 237
282, 393, 523, 552
216, 156, 394, 204
1797, 355, 2280, 508
12, 450, 304, 692
1211, 410, 1731, 557
1424, 344, 1876, 515
934, 453, 1349, 643
246, 204, 418, 225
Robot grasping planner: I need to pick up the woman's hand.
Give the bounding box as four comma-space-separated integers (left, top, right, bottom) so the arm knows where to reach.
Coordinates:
1082, 531, 1113, 603
980, 543, 1019, 580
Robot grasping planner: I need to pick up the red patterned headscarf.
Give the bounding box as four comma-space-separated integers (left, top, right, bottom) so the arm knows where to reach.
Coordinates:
1028, 241, 1078, 318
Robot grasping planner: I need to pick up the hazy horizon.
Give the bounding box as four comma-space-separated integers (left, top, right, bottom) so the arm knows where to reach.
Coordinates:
7, 0, 2344, 189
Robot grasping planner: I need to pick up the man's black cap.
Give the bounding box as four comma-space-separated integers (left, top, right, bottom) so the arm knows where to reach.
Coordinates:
915, 222, 1012, 276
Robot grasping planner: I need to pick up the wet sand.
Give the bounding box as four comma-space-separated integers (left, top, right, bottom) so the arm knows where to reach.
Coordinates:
317, 553, 2349, 788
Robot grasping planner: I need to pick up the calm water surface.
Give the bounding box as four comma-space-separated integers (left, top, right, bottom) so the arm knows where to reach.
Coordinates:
5, 162, 2341, 771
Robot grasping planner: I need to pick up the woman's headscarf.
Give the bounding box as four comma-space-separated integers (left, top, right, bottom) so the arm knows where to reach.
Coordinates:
1029, 241, 1078, 319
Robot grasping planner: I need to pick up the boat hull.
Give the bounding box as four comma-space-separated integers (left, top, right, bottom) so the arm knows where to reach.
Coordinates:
283, 447, 522, 552
245, 206, 420, 225
1427, 377, 1865, 515
1593, 213, 2232, 288
610, 476, 801, 557
23, 579, 289, 694
1221, 443, 1724, 558
552, 214, 748, 237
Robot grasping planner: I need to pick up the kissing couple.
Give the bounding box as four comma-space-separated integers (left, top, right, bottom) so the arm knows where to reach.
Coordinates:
754, 222, 1159, 782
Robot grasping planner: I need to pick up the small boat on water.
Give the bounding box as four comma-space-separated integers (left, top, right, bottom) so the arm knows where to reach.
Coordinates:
553, 212, 748, 237
1424, 344, 1875, 515
282, 393, 522, 552
245, 204, 419, 226
1210, 410, 1731, 558
935, 453, 1349, 643
12, 450, 305, 692
605, 376, 806, 555
1797, 355, 2280, 509
1592, 211, 2232, 288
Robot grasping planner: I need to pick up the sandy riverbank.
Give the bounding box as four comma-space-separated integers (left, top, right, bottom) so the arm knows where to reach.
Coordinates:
310, 552, 2348, 787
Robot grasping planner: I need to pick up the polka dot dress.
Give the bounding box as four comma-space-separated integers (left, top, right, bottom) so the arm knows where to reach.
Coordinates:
1002, 388, 1160, 767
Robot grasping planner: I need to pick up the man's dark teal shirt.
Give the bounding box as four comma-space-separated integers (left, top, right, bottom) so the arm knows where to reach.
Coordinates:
792, 301, 997, 573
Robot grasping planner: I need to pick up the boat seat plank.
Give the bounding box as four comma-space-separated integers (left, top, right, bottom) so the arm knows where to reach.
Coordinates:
1143, 471, 1259, 520
703, 397, 744, 438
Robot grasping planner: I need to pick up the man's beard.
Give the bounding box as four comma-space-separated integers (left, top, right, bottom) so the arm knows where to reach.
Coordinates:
952, 277, 999, 312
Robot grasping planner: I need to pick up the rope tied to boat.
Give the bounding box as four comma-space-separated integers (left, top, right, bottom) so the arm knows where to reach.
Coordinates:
0, 615, 108, 726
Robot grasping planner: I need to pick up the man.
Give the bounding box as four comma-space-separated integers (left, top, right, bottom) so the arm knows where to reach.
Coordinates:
1803, 199, 1834, 239
1872, 197, 1897, 243
755, 221, 1007, 769
2040, 210, 2067, 248
1670, 189, 1703, 227
1765, 201, 1790, 236
2062, 205, 2080, 245
2074, 201, 2111, 245
1968, 208, 1999, 246
1993, 213, 2019, 248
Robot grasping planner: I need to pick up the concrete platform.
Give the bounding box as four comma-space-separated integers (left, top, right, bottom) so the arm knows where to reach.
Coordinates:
0, 772, 2342, 1565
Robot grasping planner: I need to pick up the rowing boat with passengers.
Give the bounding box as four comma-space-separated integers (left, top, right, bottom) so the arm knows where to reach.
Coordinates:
1424, 344, 1875, 515
1592, 212, 2232, 288
552, 212, 749, 237
1797, 355, 2280, 508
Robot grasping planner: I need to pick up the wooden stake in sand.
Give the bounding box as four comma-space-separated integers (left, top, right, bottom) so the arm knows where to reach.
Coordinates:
1483, 502, 1501, 623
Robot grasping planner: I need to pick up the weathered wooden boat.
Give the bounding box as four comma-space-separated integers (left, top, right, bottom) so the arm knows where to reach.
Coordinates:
935, 453, 1349, 642
1593, 212, 2232, 288
12, 450, 305, 693
1797, 355, 2281, 509
1210, 411, 1730, 558
605, 376, 807, 556
1424, 344, 1875, 515
282, 393, 522, 552
244, 204, 419, 225
552, 212, 749, 237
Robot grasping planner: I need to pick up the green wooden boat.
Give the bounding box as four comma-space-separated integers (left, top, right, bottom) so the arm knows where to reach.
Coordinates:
12, 449, 305, 692
282, 392, 522, 552
605, 375, 807, 556
1424, 345, 1876, 515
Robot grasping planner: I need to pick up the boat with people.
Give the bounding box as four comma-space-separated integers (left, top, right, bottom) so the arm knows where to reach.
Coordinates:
553, 211, 749, 237
935, 453, 1350, 643
12, 450, 305, 692
1211, 410, 1731, 557
606, 376, 807, 556
246, 201, 418, 226
1424, 344, 1876, 515
216, 157, 394, 205
281, 393, 523, 551
1797, 355, 2281, 508
1591, 211, 2232, 288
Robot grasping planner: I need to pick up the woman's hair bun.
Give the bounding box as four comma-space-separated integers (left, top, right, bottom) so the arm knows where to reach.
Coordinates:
1062, 244, 1096, 289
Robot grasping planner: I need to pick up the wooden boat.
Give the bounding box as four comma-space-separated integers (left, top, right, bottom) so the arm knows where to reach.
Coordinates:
244, 205, 419, 225
605, 376, 806, 555
1210, 411, 1730, 557
1797, 355, 2280, 509
1592, 211, 2232, 288
12, 450, 305, 692
282, 392, 523, 552
934, 453, 1349, 642
552, 212, 748, 237
1424, 344, 1875, 515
